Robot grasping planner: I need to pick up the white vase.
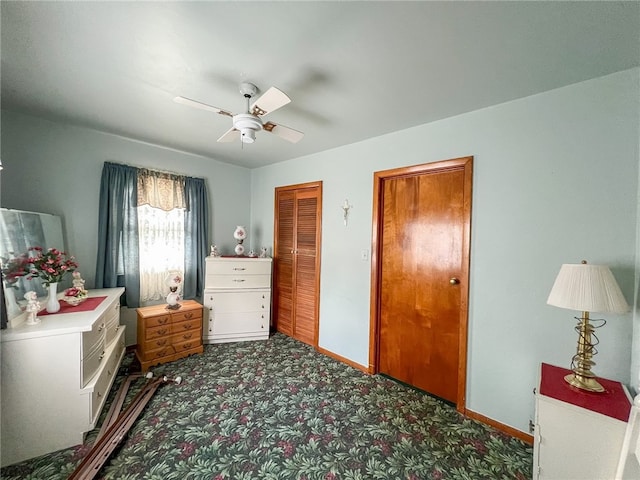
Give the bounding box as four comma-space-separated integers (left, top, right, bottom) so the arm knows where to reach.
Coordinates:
46, 282, 61, 313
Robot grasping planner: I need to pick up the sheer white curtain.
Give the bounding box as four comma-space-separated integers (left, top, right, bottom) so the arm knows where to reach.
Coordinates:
137, 204, 185, 303
136, 169, 186, 304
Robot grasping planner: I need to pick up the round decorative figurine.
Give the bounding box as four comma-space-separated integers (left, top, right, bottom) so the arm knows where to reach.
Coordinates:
165, 272, 183, 310
210, 244, 221, 257
233, 225, 247, 256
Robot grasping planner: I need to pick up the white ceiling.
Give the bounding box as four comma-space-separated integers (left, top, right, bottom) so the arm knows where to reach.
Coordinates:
1, 1, 638, 169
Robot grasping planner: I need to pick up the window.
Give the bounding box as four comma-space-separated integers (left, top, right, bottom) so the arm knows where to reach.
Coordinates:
137, 204, 184, 303
96, 162, 209, 308
136, 169, 187, 303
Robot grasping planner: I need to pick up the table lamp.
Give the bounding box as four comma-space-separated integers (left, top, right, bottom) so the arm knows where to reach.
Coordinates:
547, 261, 630, 392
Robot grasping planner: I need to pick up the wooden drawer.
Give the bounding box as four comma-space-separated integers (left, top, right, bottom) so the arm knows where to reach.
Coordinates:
171, 307, 202, 323
204, 290, 270, 313
140, 345, 175, 362
172, 329, 200, 345
172, 318, 201, 334
144, 324, 172, 340
144, 335, 172, 352
173, 337, 201, 354
144, 314, 171, 328
206, 274, 271, 289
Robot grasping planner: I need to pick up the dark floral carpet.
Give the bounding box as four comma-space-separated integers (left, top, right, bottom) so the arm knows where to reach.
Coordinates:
1, 333, 532, 479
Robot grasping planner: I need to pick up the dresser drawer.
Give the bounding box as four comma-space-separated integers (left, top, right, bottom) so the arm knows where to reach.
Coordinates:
206, 274, 271, 289
82, 340, 106, 386
89, 330, 125, 423
206, 258, 272, 276
105, 314, 120, 347
144, 324, 172, 340
210, 311, 268, 335
172, 329, 200, 345
144, 314, 171, 328
172, 318, 201, 334
140, 345, 175, 362
205, 291, 270, 313
82, 317, 106, 357
173, 337, 201, 354
144, 335, 172, 352
172, 308, 201, 323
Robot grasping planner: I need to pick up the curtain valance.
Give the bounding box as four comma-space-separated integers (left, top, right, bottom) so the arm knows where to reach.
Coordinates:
137, 169, 186, 211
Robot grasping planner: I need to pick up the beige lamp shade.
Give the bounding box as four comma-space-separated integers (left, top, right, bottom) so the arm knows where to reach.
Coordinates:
547, 263, 630, 314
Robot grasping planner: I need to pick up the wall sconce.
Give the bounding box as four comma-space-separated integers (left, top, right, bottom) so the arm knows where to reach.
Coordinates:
341, 199, 352, 226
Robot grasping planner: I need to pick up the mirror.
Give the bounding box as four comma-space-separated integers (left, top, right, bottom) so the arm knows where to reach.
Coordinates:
0, 208, 70, 325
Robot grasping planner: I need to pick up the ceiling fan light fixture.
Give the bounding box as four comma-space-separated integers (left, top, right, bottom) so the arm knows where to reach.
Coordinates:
240, 128, 256, 143
233, 113, 262, 144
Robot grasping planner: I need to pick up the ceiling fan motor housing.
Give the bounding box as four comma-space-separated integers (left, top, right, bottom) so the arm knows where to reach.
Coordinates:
233, 113, 262, 143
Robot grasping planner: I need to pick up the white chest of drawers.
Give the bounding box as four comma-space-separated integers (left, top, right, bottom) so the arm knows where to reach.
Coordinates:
203, 257, 272, 344
533, 363, 632, 479
0, 288, 126, 467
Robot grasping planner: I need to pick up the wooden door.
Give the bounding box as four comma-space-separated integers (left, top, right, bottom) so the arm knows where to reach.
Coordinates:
370, 157, 472, 408
274, 182, 322, 346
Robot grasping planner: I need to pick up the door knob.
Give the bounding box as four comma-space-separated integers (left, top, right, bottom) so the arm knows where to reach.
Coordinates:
449, 277, 460, 285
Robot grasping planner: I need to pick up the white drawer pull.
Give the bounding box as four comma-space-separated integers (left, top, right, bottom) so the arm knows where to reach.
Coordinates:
233, 267, 246, 271
98, 323, 105, 332
233, 279, 246, 283
99, 351, 105, 361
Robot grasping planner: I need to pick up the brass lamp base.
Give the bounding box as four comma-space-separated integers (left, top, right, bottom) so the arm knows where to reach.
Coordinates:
564, 373, 605, 393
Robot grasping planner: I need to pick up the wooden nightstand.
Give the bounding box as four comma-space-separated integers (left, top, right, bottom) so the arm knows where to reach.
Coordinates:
533, 363, 632, 479
135, 299, 204, 371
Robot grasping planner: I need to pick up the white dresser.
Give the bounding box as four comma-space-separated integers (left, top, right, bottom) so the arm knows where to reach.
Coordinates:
203, 257, 272, 344
533, 363, 632, 479
0, 288, 126, 467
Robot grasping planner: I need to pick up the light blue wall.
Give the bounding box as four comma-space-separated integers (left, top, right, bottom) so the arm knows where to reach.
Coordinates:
0, 110, 252, 287
251, 68, 640, 433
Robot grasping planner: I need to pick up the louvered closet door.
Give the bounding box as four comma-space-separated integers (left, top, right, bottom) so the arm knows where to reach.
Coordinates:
275, 190, 295, 336
274, 183, 322, 346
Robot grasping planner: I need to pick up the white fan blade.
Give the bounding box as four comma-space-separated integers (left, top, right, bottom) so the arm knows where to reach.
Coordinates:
263, 122, 304, 143
174, 96, 233, 117
217, 127, 240, 143
250, 87, 291, 116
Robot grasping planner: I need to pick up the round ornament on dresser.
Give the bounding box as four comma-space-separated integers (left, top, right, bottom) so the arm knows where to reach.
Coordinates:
233, 225, 247, 256
233, 226, 247, 241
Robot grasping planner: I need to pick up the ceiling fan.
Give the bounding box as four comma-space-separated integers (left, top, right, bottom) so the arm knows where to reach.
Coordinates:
174, 83, 304, 145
